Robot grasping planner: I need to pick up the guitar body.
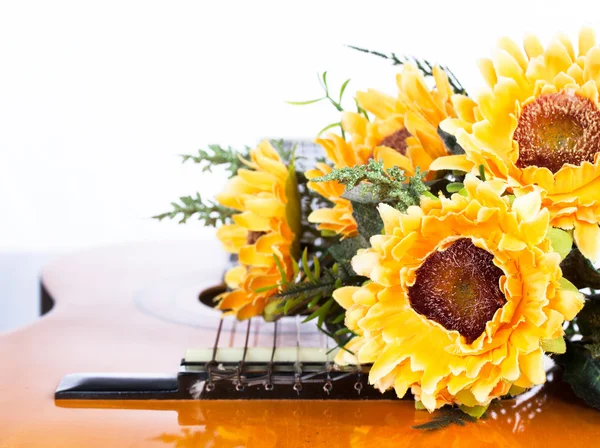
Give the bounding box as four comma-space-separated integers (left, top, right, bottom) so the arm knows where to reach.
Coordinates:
1, 240, 600, 447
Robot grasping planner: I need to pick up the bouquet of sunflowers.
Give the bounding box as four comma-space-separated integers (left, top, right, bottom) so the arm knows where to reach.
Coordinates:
156, 29, 600, 419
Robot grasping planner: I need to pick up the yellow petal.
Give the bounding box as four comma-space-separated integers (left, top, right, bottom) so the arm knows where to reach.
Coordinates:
573, 221, 600, 262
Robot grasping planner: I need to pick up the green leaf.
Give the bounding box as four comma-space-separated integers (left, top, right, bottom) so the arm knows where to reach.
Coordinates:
339, 78, 351, 102
437, 126, 465, 155
446, 182, 464, 193
341, 186, 381, 204
478, 164, 486, 181
351, 201, 383, 241
585, 342, 600, 359
317, 121, 342, 136
273, 254, 287, 285
180, 144, 249, 177
331, 312, 346, 324
312, 159, 427, 212
286, 97, 326, 106
458, 404, 488, 419
263, 300, 282, 322
414, 401, 427, 411
328, 236, 369, 265
321, 229, 338, 237
153, 193, 235, 226
284, 155, 302, 260
347, 46, 467, 95
558, 341, 600, 410
547, 228, 573, 260
560, 248, 600, 289
313, 256, 321, 279
301, 248, 316, 283
253, 284, 278, 293
321, 71, 328, 89
422, 191, 439, 201
425, 178, 451, 197
577, 300, 600, 338
541, 337, 566, 354
559, 277, 579, 292
508, 385, 527, 397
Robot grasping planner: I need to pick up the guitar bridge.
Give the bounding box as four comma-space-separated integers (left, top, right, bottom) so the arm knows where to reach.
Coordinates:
55, 315, 397, 400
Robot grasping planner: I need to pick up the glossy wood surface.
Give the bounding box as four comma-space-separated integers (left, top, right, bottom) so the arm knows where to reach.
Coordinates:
1, 240, 600, 447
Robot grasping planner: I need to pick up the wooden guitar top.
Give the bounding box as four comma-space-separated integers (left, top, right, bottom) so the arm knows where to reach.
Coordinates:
1, 240, 599, 447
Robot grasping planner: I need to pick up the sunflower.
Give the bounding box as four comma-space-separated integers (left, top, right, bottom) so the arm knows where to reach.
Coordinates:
215, 140, 298, 319
346, 63, 475, 175
431, 28, 600, 262
333, 175, 584, 411
307, 63, 475, 238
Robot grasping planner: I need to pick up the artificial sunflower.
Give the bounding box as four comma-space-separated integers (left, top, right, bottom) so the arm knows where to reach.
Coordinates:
346, 63, 474, 175
215, 140, 299, 319
333, 175, 584, 411
431, 28, 600, 262
307, 63, 474, 238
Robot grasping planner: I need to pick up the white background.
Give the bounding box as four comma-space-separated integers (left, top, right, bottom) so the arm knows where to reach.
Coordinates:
1, 0, 598, 330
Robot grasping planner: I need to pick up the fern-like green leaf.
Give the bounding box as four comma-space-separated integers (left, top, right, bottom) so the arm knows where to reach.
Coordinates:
346, 45, 467, 95
311, 159, 428, 212
153, 193, 235, 226
181, 144, 249, 177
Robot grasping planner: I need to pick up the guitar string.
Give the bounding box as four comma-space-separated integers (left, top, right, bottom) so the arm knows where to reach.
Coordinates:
235, 318, 252, 390
265, 320, 278, 390
205, 317, 224, 391
294, 314, 302, 393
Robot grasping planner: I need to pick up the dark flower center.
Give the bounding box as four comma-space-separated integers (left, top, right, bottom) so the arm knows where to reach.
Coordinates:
379, 128, 411, 155
246, 231, 266, 245
514, 91, 600, 173
407, 238, 506, 344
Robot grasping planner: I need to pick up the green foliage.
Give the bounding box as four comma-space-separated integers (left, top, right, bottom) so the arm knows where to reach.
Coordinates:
560, 247, 600, 289
264, 248, 363, 349
478, 164, 487, 181
347, 45, 467, 95
541, 337, 567, 354
558, 341, 600, 410
269, 138, 295, 163
446, 182, 464, 193
152, 193, 235, 226
312, 159, 428, 212
181, 144, 249, 178
547, 228, 573, 260
412, 407, 477, 431
585, 343, 600, 359
351, 201, 383, 241
287, 72, 364, 139
284, 154, 302, 260
458, 404, 489, 419
328, 236, 369, 266
577, 300, 600, 339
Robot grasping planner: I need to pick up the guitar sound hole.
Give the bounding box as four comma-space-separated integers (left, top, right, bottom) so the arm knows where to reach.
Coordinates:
198, 284, 227, 309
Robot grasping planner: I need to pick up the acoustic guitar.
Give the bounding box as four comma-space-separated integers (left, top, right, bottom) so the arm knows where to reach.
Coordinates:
1, 240, 600, 447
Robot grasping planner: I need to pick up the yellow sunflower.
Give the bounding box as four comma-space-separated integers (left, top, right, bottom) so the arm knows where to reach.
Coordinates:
333, 175, 584, 411
431, 28, 600, 262
346, 63, 475, 175
215, 140, 299, 319
307, 63, 475, 238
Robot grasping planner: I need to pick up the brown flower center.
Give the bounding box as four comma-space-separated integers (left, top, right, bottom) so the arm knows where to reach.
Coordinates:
379, 128, 411, 155
514, 91, 600, 173
246, 231, 266, 245
407, 238, 506, 344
